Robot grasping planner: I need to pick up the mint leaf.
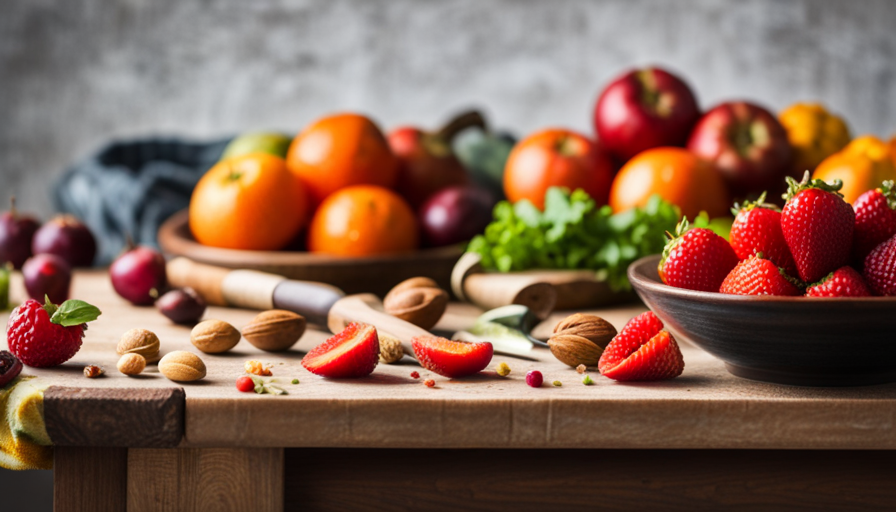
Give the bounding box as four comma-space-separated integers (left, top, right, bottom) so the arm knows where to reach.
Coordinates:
49, 300, 102, 327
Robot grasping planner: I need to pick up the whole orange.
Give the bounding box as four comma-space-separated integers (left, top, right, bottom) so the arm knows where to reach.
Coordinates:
503, 129, 615, 209
813, 135, 896, 204
610, 147, 730, 219
287, 113, 398, 206
190, 153, 308, 250
307, 185, 419, 257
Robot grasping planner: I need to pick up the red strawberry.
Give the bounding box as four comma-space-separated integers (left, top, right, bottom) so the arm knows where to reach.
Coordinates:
863, 234, 896, 296
805, 266, 871, 297
6, 297, 102, 368
301, 323, 379, 378
598, 311, 664, 375
729, 193, 798, 276
852, 181, 896, 267
601, 331, 684, 382
658, 218, 739, 292
411, 336, 493, 378
719, 255, 802, 296
781, 172, 855, 283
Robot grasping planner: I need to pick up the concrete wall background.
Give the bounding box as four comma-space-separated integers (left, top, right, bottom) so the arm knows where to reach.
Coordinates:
2, 0, 896, 217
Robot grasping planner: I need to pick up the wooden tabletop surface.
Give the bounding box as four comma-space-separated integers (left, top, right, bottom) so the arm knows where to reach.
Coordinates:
4, 270, 896, 451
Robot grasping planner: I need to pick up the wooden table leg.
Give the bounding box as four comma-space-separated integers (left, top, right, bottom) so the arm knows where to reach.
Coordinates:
54, 446, 128, 512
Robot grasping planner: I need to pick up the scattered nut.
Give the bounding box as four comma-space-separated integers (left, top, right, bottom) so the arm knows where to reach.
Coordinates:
191, 319, 241, 354
576, 364, 587, 374
383, 277, 448, 330
496, 362, 511, 377
83, 365, 104, 378
117, 328, 161, 363
547, 314, 617, 368
378, 333, 405, 364
245, 360, 272, 376
552, 380, 562, 387
117, 353, 146, 376
242, 310, 306, 352
158, 351, 207, 382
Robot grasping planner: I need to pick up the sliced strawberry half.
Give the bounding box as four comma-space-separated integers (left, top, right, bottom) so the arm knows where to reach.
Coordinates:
411, 336, 493, 378
601, 331, 684, 382
598, 311, 664, 375
302, 323, 380, 378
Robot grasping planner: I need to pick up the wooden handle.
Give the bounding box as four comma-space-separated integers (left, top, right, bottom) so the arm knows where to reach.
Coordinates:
167, 257, 230, 306
273, 280, 345, 326
462, 274, 557, 320
328, 294, 428, 356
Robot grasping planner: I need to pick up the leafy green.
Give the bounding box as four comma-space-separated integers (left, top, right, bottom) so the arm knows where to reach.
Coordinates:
48, 299, 102, 327
466, 188, 680, 291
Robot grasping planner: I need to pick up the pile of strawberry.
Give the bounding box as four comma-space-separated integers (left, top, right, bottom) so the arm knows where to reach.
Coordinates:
660, 173, 896, 297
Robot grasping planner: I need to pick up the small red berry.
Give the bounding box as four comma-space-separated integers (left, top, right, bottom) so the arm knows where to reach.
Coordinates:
410, 371, 420, 379
236, 376, 254, 392
424, 379, 435, 388
526, 370, 543, 388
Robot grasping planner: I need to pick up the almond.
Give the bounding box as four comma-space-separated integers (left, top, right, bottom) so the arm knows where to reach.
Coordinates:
383, 277, 448, 330
158, 351, 206, 382
117, 328, 161, 363
242, 310, 306, 352
117, 353, 146, 376
548, 314, 617, 368
191, 319, 241, 354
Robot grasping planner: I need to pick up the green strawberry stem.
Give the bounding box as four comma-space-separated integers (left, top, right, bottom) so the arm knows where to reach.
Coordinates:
43, 297, 102, 327
783, 171, 844, 202
880, 180, 896, 210
731, 191, 780, 216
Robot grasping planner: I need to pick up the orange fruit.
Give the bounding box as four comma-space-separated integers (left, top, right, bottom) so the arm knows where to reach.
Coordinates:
308, 185, 419, 257
189, 153, 308, 250
503, 128, 615, 209
813, 135, 896, 204
286, 113, 398, 206
610, 147, 730, 219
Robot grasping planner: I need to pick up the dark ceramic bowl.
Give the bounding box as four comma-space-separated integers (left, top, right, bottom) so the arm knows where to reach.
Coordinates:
628, 255, 896, 387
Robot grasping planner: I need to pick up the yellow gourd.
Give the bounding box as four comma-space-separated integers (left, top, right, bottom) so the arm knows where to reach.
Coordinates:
779, 102, 851, 173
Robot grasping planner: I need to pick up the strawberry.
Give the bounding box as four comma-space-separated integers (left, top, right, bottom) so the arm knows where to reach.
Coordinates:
863, 234, 896, 296
601, 331, 684, 382
411, 336, 493, 378
852, 181, 896, 267
781, 171, 855, 283
805, 266, 871, 297
729, 193, 798, 276
598, 311, 664, 375
301, 323, 380, 378
658, 218, 739, 292
6, 297, 102, 368
719, 255, 802, 296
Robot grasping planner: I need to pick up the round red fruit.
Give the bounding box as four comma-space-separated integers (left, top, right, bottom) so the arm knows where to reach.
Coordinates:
32, 215, 97, 268
236, 376, 255, 392
525, 370, 544, 388
110, 245, 168, 306
22, 254, 71, 304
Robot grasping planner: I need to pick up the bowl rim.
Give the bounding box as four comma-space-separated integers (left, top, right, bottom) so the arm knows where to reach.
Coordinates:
628, 254, 896, 304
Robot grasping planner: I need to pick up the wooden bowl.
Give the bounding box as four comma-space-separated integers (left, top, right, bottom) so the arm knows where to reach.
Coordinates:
157, 210, 464, 297
628, 255, 896, 387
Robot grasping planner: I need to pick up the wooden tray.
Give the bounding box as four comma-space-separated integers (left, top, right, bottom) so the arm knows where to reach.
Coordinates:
157, 210, 464, 296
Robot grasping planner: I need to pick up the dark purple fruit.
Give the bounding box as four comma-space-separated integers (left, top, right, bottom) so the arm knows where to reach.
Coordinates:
156, 287, 206, 324
110, 245, 167, 306
32, 215, 97, 268
0, 197, 40, 269
419, 186, 495, 247
0, 350, 23, 388
22, 254, 71, 303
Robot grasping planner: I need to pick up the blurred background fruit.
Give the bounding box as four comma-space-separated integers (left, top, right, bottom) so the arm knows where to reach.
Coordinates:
32, 215, 97, 268
22, 253, 71, 303
307, 185, 419, 257
687, 101, 793, 199
813, 135, 896, 204
221, 132, 292, 160
109, 244, 168, 305
287, 113, 397, 207
594, 66, 700, 163
0, 198, 39, 269
419, 186, 495, 247
503, 129, 614, 210
778, 103, 851, 174
189, 152, 308, 250
609, 147, 730, 219
452, 127, 515, 201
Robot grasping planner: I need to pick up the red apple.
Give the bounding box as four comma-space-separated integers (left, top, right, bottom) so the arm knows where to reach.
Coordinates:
686, 101, 794, 198
110, 245, 168, 305
32, 215, 97, 268
389, 127, 470, 209
22, 254, 71, 304
594, 67, 700, 163
0, 197, 40, 269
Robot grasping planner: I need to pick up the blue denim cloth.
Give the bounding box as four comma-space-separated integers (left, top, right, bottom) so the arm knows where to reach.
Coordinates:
53, 138, 230, 265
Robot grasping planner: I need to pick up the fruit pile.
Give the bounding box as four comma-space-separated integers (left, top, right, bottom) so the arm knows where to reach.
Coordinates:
659, 172, 896, 297
190, 112, 508, 256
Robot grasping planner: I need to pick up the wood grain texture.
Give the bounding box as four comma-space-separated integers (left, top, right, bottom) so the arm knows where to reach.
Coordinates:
54, 447, 127, 512
128, 447, 283, 512
284, 448, 896, 511
44, 386, 185, 447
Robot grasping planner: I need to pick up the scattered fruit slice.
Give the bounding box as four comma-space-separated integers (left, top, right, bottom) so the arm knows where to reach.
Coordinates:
411, 336, 493, 378
852, 181, 896, 267
6, 298, 102, 368
805, 266, 871, 297
659, 218, 739, 292
598, 311, 664, 375
863, 234, 896, 296
301, 323, 380, 378
729, 193, 798, 276
601, 331, 685, 382
719, 255, 802, 296
0, 351, 23, 387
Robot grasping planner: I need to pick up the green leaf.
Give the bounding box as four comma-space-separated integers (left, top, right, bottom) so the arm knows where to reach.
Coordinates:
49, 300, 102, 327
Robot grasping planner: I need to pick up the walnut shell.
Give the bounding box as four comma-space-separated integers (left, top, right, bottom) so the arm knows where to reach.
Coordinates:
548, 314, 617, 368
116, 328, 161, 363
383, 278, 448, 330
191, 320, 241, 354
378, 333, 405, 364
117, 353, 146, 376
242, 310, 306, 352
158, 351, 206, 382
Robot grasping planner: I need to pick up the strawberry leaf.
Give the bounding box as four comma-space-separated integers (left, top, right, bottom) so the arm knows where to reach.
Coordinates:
49, 300, 102, 327
783, 171, 844, 202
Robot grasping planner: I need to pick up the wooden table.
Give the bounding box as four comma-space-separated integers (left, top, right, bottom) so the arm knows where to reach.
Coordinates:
4, 271, 896, 511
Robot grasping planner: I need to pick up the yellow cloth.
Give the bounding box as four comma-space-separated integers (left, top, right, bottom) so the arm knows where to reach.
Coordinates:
0, 377, 52, 470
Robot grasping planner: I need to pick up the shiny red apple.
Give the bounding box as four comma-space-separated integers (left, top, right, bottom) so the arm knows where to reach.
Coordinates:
110, 245, 167, 305
593, 66, 700, 163
388, 127, 470, 209
0, 197, 40, 269
686, 101, 794, 198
